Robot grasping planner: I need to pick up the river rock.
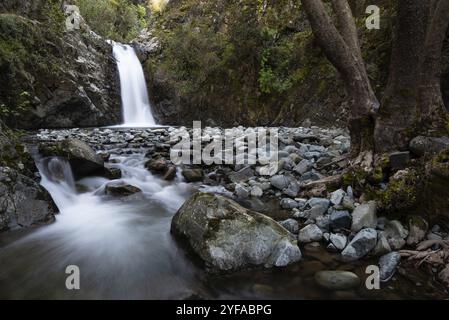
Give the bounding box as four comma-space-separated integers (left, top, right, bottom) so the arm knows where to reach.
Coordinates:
280, 198, 299, 209
379, 252, 401, 282
330, 189, 346, 206
250, 185, 263, 197
384, 220, 408, 250
315, 271, 360, 291
145, 157, 168, 173
341, 228, 377, 261
330, 233, 347, 250
182, 168, 204, 182
298, 224, 323, 243
0, 167, 57, 231
171, 193, 302, 271
235, 184, 250, 199
330, 210, 351, 230
105, 183, 141, 196
270, 175, 290, 190
280, 219, 299, 234
293, 159, 312, 175
351, 201, 377, 232
407, 216, 428, 246
163, 166, 177, 181
39, 139, 107, 179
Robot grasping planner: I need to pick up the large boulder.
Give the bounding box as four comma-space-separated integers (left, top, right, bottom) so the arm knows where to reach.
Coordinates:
0, 167, 57, 231
39, 139, 107, 179
171, 192, 302, 272
410, 136, 449, 156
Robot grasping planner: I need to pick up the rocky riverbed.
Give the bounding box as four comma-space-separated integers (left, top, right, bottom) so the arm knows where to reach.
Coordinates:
1, 125, 448, 299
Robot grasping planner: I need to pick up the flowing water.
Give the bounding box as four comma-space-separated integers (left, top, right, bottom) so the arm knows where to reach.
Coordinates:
0, 145, 446, 299
113, 44, 156, 127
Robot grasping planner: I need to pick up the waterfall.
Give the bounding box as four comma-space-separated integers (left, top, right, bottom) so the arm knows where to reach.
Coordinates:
113, 44, 156, 127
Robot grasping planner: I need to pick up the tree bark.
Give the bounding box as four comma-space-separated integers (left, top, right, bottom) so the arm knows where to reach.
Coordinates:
302, 0, 378, 163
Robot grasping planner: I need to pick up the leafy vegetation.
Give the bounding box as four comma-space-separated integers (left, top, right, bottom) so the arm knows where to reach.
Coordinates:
74, 0, 149, 42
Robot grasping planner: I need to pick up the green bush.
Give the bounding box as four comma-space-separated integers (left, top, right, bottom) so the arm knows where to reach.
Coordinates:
74, 0, 148, 42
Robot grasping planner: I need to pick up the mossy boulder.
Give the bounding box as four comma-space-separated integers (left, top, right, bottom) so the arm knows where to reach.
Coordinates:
171, 192, 302, 272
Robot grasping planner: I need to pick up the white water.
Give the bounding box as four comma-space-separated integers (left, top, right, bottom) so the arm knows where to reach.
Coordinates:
113, 44, 156, 127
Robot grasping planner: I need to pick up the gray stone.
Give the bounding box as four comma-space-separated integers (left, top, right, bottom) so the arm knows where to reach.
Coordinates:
351, 201, 377, 232
270, 175, 290, 190
384, 220, 408, 250
283, 180, 300, 197
280, 219, 299, 234
330, 210, 351, 230
182, 168, 204, 182
171, 193, 302, 271
298, 224, 323, 243
304, 205, 328, 219
235, 184, 250, 199
250, 186, 263, 197
293, 159, 312, 175
330, 233, 347, 250
379, 252, 401, 282
315, 215, 331, 231
389, 151, 410, 170
374, 233, 392, 256
330, 189, 346, 206
229, 166, 255, 183
341, 228, 377, 261
280, 198, 299, 209
315, 271, 360, 291
410, 136, 449, 156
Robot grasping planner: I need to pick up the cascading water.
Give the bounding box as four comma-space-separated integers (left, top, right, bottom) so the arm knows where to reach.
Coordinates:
113, 44, 156, 127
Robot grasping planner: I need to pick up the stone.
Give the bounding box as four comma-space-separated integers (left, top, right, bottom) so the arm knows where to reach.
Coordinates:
283, 180, 300, 197
341, 196, 355, 211
389, 151, 410, 170
229, 166, 254, 183
270, 175, 290, 190
315, 215, 331, 231
374, 233, 392, 256
438, 264, 449, 288
410, 136, 449, 156
0, 168, 57, 231
105, 183, 141, 196
379, 252, 401, 282
304, 205, 328, 219
315, 271, 360, 291
384, 220, 408, 250
250, 186, 263, 197
341, 228, 377, 261
39, 139, 106, 179
280, 198, 299, 209
351, 201, 377, 232
330, 189, 346, 206
171, 193, 302, 271
307, 197, 331, 209
407, 216, 428, 246
163, 166, 177, 181
330, 233, 347, 250
298, 224, 323, 243
235, 184, 250, 199
145, 157, 168, 173
182, 168, 204, 182
330, 210, 351, 230
293, 159, 312, 175
280, 219, 299, 234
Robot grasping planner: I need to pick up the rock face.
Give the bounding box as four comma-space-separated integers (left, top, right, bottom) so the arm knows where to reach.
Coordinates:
39, 139, 107, 179
0, 6, 121, 129
171, 192, 302, 271
0, 167, 57, 231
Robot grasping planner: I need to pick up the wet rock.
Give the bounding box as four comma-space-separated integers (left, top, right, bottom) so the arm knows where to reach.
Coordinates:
0, 168, 57, 231
280, 219, 299, 234
280, 198, 299, 209
39, 139, 106, 179
162, 166, 177, 181
330, 233, 347, 250
182, 168, 204, 182
104, 167, 122, 180
379, 252, 401, 282
171, 193, 302, 271
341, 228, 377, 261
298, 224, 323, 243
315, 271, 360, 291
145, 157, 168, 173
351, 201, 377, 232
330, 210, 351, 231
270, 175, 290, 190
105, 183, 141, 196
